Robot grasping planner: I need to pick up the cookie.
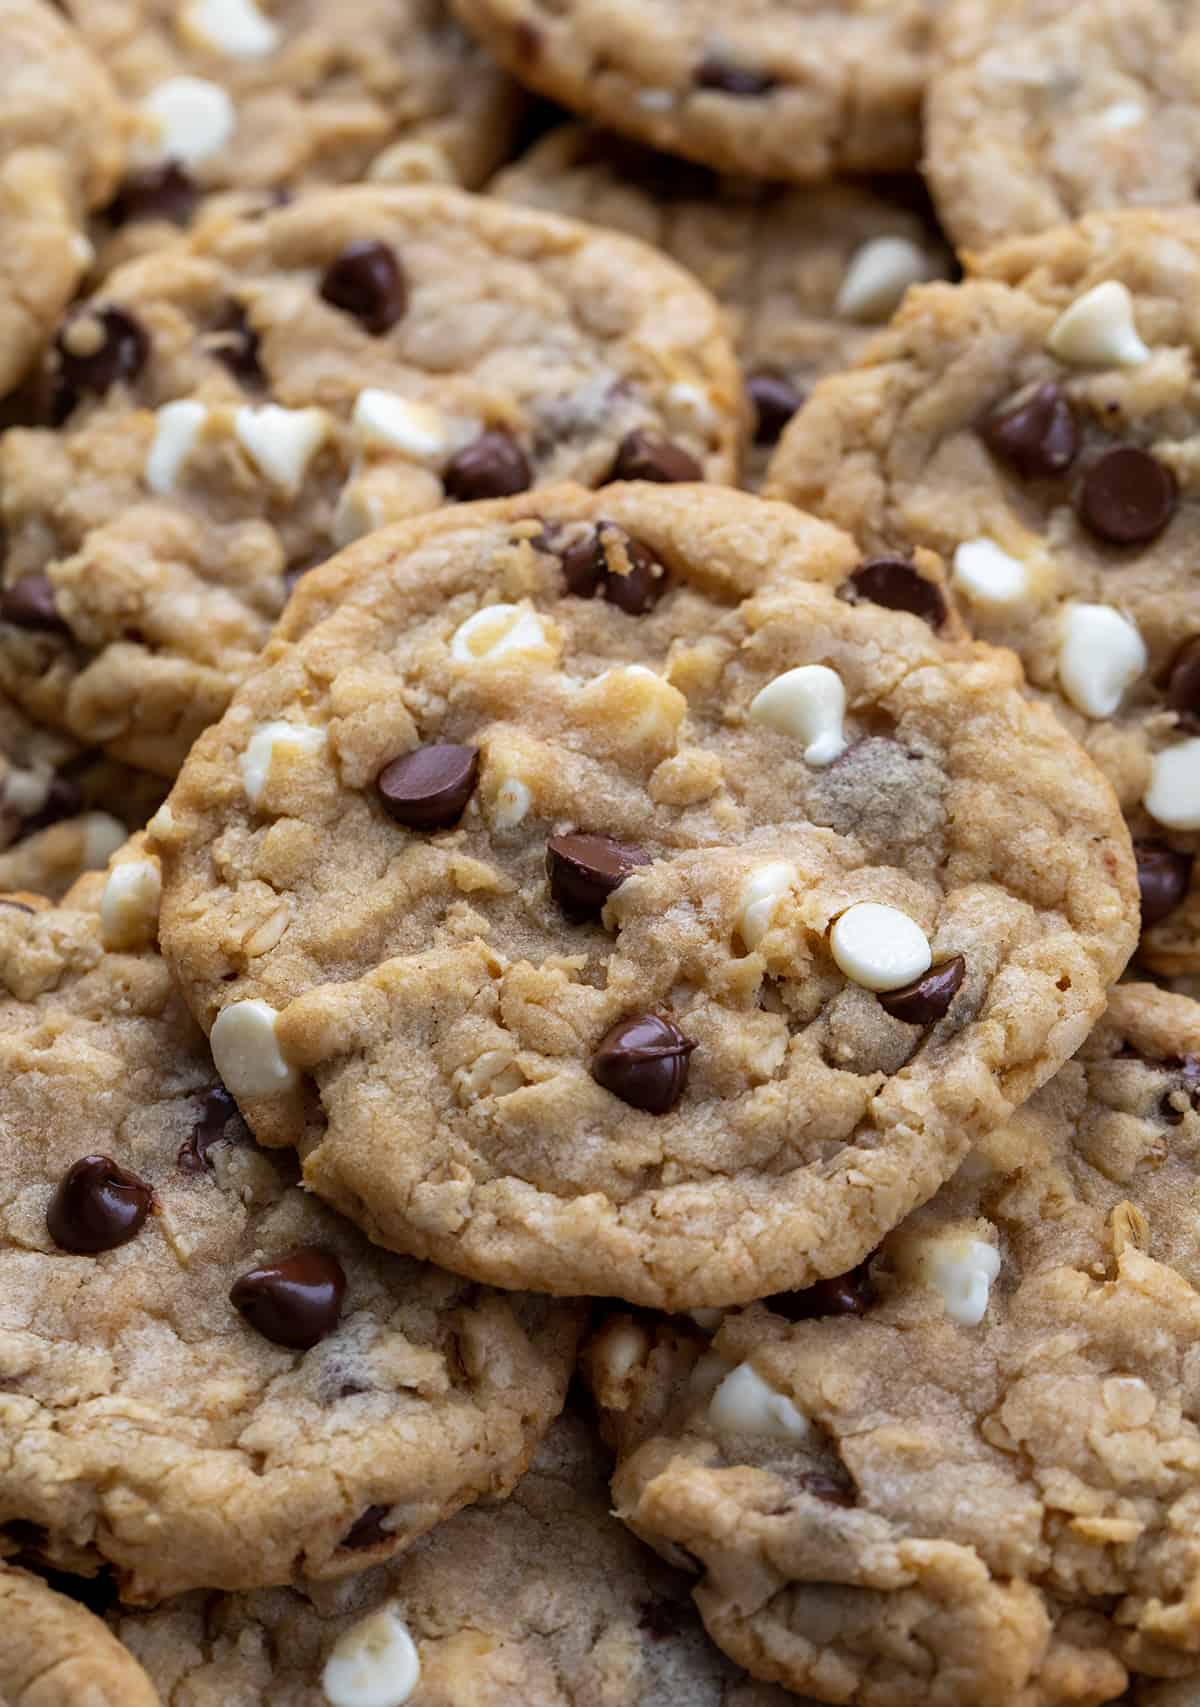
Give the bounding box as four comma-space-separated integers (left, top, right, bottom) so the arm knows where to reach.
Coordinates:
0, 184, 742, 779
585, 981, 1200, 1707
0, 0, 127, 397
493, 126, 953, 483
0, 811, 130, 901
926, 0, 1200, 255
451, 0, 938, 180
0, 853, 581, 1601
151, 482, 1136, 1311
108, 1408, 801, 1706
766, 209, 1200, 974
0, 1561, 158, 1707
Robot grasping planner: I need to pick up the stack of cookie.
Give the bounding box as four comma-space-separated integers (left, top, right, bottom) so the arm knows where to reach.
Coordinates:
1, 2, 1199, 1704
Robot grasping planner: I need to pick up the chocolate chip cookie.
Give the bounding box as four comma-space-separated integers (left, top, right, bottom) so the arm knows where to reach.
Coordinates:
0, 1561, 158, 1707
926, 0, 1200, 254
585, 981, 1200, 1707
152, 482, 1136, 1311
493, 126, 952, 484
452, 0, 940, 180
766, 209, 1200, 974
0, 184, 741, 778
0, 0, 127, 397
0, 854, 581, 1601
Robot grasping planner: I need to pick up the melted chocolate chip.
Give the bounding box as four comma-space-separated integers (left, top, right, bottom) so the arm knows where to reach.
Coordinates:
695, 53, 776, 95
877, 955, 966, 1026
54, 307, 149, 413
107, 162, 198, 228
340, 1504, 391, 1551
799, 1470, 856, 1507
1, 574, 68, 633
1166, 636, 1200, 726
208, 304, 263, 385
376, 743, 479, 831
46, 1155, 153, 1254
1077, 446, 1177, 546
979, 382, 1079, 479
319, 240, 408, 335
1136, 841, 1193, 929
553, 524, 668, 613
443, 430, 532, 501
178, 1085, 238, 1175
591, 1014, 695, 1114
607, 430, 702, 484
546, 832, 650, 917
230, 1247, 347, 1349
846, 557, 947, 628
767, 1263, 875, 1321
747, 372, 803, 446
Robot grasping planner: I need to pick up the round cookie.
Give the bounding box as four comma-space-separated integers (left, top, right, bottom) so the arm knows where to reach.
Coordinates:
152, 482, 1136, 1311
585, 982, 1200, 1707
0, 0, 127, 397
109, 1409, 801, 1707
925, 0, 1200, 255
766, 209, 1200, 974
0, 855, 581, 1601
0, 1562, 158, 1707
450, 0, 939, 181
493, 126, 952, 483
0, 184, 742, 778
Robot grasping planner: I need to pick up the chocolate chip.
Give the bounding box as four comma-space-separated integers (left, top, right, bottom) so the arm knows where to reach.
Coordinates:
54, 307, 149, 414
208, 304, 262, 385
747, 372, 803, 446
443, 430, 531, 502
877, 955, 966, 1026
1077, 446, 1177, 546
1, 574, 68, 633
546, 831, 650, 917
846, 557, 947, 628
107, 162, 198, 228
376, 744, 479, 831
607, 430, 702, 484
178, 1085, 238, 1174
46, 1155, 153, 1254
979, 382, 1079, 479
1166, 636, 1200, 727
591, 1014, 695, 1114
319, 240, 408, 335
553, 524, 668, 613
798, 1471, 855, 1507
1136, 841, 1193, 929
230, 1247, 347, 1349
557, 528, 607, 598
339, 1504, 391, 1551
767, 1263, 875, 1321
695, 53, 776, 95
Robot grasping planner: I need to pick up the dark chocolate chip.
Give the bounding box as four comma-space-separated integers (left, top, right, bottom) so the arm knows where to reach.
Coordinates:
376, 743, 479, 831
1166, 636, 1200, 726
1136, 841, 1194, 929
979, 382, 1079, 480
178, 1084, 238, 1175
591, 1014, 695, 1114
54, 307, 149, 411
877, 954, 966, 1026
695, 53, 776, 95
607, 430, 702, 484
319, 240, 408, 335
553, 524, 668, 612
339, 1504, 391, 1551
546, 831, 650, 917
747, 371, 803, 446
557, 527, 607, 598
46, 1155, 153, 1254
798, 1471, 856, 1507
1, 574, 68, 633
1077, 446, 1177, 546
230, 1247, 347, 1349
208, 304, 263, 385
443, 430, 532, 501
846, 557, 947, 628
767, 1263, 876, 1322
107, 162, 198, 228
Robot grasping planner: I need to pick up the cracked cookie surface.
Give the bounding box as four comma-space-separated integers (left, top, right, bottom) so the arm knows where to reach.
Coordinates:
0, 1561, 158, 1707
153, 483, 1135, 1310
585, 982, 1200, 1707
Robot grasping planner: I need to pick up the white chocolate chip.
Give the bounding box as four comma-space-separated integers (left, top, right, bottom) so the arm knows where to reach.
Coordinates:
1098, 101, 1145, 130
708, 1362, 811, 1441
240, 720, 327, 806
906, 1233, 1001, 1326
450, 604, 555, 665
952, 538, 1030, 609
749, 665, 847, 766
146, 802, 176, 840
738, 861, 797, 950
1057, 603, 1146, 719
139, 76, 236, 165
82, 813, 127, 869
352, 390, 451, 462
1046, 280, 1149, 367
146, 400, 208, 496
322, 1602, 420, 1707
835, 236, 931, 323
100, 858, 162, 950
666, 380, 717, 434
210, 999, 296, 1098
3, 771, 48, 817
830, 902, 931, 993
181, 0, 279, 57
492, 776, 531, 829
688, 1308, 724, 1331
1145, 738, 1200, 831
235, 404, 329, 491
